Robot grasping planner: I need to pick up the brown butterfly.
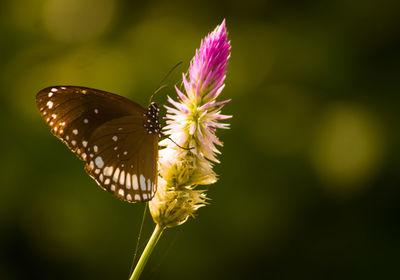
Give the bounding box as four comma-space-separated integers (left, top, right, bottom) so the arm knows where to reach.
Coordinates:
36, 86, 161, 203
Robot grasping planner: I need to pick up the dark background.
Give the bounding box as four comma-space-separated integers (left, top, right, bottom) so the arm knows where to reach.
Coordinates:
1, 0, 399, 279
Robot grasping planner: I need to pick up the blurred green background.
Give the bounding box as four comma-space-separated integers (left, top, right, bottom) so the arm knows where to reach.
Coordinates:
1, 0, 399, 279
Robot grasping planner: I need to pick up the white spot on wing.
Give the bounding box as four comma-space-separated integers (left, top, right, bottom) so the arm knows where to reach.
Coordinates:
119, 171, 125, 185
84, 118, 88, 123
112, 136, 118, 141
140, 175, 146, 191
132, 174, 139, 190
111, 184, 116, 191
48, 92, 53, 97
93, 145, 98, 153
143, 193, 148, 200
94, 108, 99, 114
126, 173, 131, 189
72, 129, 78, 135
51, 88, 58, 92
104, 178, 110, 185
134, 194, 141, 201
95, 156, 104, 168
82, 141, 88, 147
103, 166, 113, 177
47, 101, 53, 109
113, 168, 120, 182
118, 189, 125, 196
127, 194, 132, 201
71, 140, 76, 146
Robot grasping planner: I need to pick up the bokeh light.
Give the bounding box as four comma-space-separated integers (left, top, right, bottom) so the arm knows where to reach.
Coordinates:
43, 0, 116, 42
312, 103, 385, 193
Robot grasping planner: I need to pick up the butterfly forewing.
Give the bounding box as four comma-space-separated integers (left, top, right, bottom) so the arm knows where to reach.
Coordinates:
36, 86, 160, 202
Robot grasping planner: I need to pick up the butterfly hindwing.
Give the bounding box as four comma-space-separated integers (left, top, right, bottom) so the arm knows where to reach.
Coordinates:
36, 86, 159, 202
85, 115, 159, 202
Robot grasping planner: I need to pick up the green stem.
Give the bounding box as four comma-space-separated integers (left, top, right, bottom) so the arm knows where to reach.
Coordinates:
129, 224, 164, 280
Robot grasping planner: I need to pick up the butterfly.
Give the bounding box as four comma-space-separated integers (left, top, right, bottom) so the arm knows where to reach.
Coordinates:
36, 86, 162, 203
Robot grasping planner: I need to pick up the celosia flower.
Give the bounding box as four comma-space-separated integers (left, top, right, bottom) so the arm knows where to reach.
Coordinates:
131, 20, 231, 280
149, 19, 231, 228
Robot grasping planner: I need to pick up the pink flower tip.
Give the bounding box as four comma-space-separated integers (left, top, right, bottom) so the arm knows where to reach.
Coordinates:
186, 20, 231, 103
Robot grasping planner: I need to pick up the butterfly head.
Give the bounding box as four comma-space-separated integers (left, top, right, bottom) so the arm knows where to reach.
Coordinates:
144, 102, 162, 135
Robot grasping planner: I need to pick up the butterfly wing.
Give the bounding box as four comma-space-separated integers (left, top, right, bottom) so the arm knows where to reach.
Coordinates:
85, 115, 159, 202
36, 86, 158, 202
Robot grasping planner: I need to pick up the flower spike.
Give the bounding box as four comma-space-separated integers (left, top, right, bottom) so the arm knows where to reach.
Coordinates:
150, 19, 231, 228
130, 20, 231, 280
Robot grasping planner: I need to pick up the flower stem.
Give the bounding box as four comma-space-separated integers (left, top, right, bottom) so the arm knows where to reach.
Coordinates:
129, 224, 164, 280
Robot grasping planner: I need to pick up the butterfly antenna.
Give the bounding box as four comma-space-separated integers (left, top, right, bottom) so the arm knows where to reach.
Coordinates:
149, 85, 169, 103
129, 203, 148, 276
150, 61, 183, 103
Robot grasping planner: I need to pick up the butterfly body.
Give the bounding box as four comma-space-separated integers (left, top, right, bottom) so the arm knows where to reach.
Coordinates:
36, 86, 161, 203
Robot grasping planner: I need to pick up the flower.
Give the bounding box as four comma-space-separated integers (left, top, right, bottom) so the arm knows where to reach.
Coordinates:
149, 20, 231, 228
